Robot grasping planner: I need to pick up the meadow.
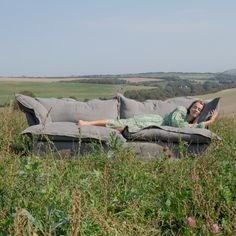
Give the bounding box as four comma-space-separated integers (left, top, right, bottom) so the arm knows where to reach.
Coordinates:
0, 104, 235, 235
0, 81, 153, 106
0, 81, 235, 235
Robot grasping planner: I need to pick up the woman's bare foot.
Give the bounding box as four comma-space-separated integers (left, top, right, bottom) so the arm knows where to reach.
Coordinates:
77, 120, 89, 126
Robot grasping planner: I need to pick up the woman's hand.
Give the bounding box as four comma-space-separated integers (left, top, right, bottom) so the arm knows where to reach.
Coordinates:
210, 109, 218, 122
204, 109, 218, 128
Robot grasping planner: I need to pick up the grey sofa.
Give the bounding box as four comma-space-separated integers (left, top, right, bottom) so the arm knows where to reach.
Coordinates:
15, 93, 221, 159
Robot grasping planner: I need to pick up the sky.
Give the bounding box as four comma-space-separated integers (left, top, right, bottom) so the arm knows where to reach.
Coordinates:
1, 0, 236, 76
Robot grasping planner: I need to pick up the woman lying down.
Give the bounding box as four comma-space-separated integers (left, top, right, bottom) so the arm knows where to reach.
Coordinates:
77, 100, 218, 132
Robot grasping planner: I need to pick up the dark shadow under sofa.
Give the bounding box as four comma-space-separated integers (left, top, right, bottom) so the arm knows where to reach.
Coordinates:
15, 93, 221, 159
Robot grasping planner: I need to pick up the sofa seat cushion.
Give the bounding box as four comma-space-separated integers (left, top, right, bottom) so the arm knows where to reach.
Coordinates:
21, 122, 126, 142
122, 125, 221, 144
36, 98, 119, 122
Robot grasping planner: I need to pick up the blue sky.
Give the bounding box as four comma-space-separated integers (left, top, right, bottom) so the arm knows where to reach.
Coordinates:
1, 0, 236, 76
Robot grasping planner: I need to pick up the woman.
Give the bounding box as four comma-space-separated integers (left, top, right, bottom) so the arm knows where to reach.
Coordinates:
77, 100, 218, 132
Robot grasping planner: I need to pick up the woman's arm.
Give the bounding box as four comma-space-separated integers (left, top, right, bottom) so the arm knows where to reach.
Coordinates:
188, 110, 218, 128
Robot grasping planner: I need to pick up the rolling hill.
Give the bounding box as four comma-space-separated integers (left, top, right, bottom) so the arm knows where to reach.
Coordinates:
195, 87, 236, 117
222, 68, 236, 75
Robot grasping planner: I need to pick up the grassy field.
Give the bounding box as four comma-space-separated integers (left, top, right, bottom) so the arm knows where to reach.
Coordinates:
0, 81, 153, 106
0, 104, 235, 235
0, 80, 235, 234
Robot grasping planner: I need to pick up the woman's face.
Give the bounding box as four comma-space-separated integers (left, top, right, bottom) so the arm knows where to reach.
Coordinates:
189, 102, 204, 118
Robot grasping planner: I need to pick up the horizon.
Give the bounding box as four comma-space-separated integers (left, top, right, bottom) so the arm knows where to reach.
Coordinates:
1, 0, 236, 76
0, 70, 227, 78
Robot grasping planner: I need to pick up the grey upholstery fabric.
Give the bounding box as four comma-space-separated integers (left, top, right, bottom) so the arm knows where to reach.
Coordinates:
15, 93, 52, 125
34, 140, 209, 159
21, 122, 126, 143
118, 93, 196, 118
24, 112, 37, 126
34, 141, 108, 157
124, 142, 166, 160
36, 97, 119, 122
122, 125, 221, 144
124, 141, 209, 159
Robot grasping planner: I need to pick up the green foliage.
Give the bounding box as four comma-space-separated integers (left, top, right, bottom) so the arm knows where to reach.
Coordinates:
124, 74, 236, 101
0, 108, 235, 235
124, 87, 168, 101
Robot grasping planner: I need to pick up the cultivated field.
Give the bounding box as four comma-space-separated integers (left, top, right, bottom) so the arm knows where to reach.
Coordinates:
0, 81, 154, 106
0, 76, 160, 83
0, 72, 214, 84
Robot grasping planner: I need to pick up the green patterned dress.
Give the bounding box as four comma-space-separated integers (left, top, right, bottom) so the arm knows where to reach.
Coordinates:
106, 106, 205, 129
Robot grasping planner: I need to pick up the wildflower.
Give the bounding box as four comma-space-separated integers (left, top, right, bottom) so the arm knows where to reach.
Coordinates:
187, 216, 196, 228
211, 224, 220, 234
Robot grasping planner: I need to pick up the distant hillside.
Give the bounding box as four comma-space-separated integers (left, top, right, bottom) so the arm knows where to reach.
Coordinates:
78, 72, 215, 80
195, 87, 236, 117
222, 68, 236, 75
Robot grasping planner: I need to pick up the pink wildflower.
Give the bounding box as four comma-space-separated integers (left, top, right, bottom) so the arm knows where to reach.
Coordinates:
211, 224, 220, 234
187, 216, 196, 228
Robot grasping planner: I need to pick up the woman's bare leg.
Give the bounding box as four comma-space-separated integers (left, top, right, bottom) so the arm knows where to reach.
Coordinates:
78, 120, 125, 133
78, 119, 107, 127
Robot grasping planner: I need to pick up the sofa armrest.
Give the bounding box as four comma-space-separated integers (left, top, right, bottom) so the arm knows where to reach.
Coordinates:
15, 93, 52, 125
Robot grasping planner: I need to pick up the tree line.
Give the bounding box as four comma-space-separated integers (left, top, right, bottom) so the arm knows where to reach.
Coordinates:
124, 74, 236, 101
69, 73, 236, 101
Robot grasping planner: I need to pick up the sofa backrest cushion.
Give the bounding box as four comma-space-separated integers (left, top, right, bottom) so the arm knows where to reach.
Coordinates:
197, 97, 220, 123
36, 97, 119, 122
118, 93, 196, 118
15, 94, 52, 125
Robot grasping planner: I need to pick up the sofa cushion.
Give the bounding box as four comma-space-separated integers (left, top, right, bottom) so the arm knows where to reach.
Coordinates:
118, 93, 196, 118
15, 93, 52, 125
21, 122, 126, 143
122, 125, 221, 144
197, 97, 220, 123
118, 94, 220, 122
36, 98, 119, 122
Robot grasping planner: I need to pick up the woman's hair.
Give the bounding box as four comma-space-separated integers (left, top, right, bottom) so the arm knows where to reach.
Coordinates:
187, 100, 205, 123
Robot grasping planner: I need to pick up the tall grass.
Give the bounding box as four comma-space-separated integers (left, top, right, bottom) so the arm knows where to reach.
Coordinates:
0, 107, 235, 235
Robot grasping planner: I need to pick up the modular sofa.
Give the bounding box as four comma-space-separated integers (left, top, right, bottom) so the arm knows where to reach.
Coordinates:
15, 93, 221, 159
